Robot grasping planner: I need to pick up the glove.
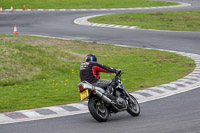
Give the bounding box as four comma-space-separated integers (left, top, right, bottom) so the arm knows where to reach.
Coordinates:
116, 69, 121, 76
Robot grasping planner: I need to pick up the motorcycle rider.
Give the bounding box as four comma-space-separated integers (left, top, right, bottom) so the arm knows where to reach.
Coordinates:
79, 54, 121, 99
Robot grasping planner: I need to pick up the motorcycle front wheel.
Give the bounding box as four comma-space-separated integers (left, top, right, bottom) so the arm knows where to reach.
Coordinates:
126, 94, 140, 116
88, 96, 109, 122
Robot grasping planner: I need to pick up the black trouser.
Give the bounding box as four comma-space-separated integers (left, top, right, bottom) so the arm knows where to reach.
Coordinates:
92, 79, 118, 100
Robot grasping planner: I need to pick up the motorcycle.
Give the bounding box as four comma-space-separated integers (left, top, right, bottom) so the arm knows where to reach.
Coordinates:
77, 71, 140, 122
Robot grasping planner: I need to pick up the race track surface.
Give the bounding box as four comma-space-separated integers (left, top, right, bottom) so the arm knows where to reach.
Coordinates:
1, 88, 200, 133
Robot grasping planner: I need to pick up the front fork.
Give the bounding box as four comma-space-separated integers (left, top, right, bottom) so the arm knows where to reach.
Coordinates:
119, 84, 128, 99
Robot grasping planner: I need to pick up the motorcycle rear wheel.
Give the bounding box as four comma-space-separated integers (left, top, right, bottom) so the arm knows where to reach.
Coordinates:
88, 96, 109, 122
126, 94, 140, 116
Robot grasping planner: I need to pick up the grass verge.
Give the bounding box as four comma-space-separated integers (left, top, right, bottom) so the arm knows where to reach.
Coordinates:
0, 0, 178, 9
0, 34, 195, 113
89, 10, 200, 32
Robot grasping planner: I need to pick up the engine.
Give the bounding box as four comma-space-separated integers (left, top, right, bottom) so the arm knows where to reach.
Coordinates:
115, 90, 126, 109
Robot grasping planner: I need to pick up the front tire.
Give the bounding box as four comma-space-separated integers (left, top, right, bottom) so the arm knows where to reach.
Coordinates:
126, 94, 140, 116
88, 97, 109, 122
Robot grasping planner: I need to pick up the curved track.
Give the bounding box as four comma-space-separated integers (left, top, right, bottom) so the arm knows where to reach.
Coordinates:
0, 0, 200, 132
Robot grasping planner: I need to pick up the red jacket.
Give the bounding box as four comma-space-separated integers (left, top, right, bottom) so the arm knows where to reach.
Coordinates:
80, 61, 117, 83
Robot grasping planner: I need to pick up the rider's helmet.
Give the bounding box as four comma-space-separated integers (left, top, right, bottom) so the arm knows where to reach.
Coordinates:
86, 54, 97, 62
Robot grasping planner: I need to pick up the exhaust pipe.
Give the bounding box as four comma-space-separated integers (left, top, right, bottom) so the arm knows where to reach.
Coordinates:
93, 89, 127, 112
93, 89, 112, 104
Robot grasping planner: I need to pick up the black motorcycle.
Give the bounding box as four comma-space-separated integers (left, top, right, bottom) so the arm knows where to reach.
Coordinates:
78, 72, 140, 122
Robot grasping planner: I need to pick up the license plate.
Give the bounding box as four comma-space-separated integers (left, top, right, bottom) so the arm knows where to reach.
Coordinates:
80, 89, 89, 101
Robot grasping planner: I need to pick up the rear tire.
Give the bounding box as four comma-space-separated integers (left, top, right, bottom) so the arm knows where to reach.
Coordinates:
126, 94, 140, 116
88, 97, 109, 122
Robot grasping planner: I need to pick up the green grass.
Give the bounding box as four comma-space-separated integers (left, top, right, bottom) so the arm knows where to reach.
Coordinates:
0, 0, 178, 9
0, 34, 195, 113
89, 10, 200, 32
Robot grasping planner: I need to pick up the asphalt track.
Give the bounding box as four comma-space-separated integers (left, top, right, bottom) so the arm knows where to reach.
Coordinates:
0, 0, 200, 132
